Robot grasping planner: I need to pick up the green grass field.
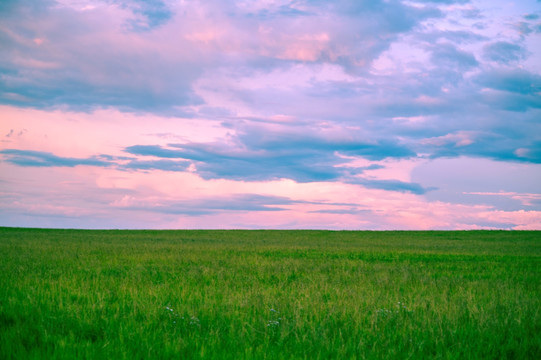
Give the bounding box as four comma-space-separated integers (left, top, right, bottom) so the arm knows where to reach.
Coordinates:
0, 228, 540, 359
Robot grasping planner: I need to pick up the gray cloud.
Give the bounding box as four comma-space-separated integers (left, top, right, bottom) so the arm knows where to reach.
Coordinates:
475, 69, 541, 95
0, 149, 112, 167
121, 0, 173, 30
127, 142, 343, 182
430, 43, 479, 70
0, 1, 203, 113
347, 178, 434, 195
309, 208, 370, 215
125, 121, 416, 183
416, 0, 470, 3
483, 42, 527, 63
124, 145, 188, 159
122, 159, 190, 172
0, 148, 196, 172
119, 194, 304, 216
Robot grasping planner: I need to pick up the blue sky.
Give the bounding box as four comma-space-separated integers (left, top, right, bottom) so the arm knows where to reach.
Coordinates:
1, 0, 540, 229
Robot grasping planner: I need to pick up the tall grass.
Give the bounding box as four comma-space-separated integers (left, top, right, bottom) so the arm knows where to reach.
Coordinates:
1, 228, 539, 359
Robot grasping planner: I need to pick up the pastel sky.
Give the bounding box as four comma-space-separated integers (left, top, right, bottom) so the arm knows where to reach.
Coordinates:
1, 0, 540, 230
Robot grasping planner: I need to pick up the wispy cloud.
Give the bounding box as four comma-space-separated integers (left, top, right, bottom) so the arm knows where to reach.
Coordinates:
111, 193, 315, 216
0, 149, 112, 167
347, 178, 433, 195
463, 191, 541, 207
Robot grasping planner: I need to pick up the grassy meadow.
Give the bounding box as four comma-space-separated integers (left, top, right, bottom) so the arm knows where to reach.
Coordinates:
0, 228, 540, 359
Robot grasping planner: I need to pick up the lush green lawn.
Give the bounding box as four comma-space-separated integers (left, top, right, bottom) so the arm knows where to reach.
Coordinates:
0, 228, 540, 359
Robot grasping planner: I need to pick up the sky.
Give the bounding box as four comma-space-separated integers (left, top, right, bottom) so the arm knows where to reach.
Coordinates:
1, 0, 540, 230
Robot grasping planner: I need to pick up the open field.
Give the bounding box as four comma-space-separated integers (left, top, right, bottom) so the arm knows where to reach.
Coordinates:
0, 228, 540, 359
